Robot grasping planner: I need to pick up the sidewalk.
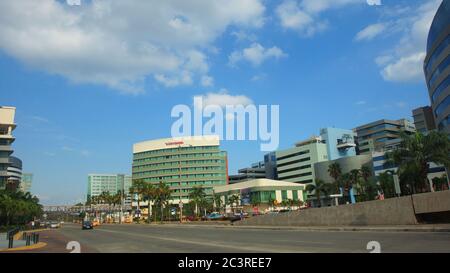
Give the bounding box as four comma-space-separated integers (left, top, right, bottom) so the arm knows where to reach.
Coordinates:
0, 229, 51, 252
160, 223, 450, 232
0, 232, 28, 250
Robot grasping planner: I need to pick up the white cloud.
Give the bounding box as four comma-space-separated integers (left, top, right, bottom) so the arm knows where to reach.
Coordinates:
231, 30, 257, 42
251, 73, 266, 81
201, 75, 214, 87
44, 152, 56, 157
368, 0, 441, 83
0, 0, 265, 93
396, 101, 407, 108
62, 145, 91, 157
375, 55, 393, 66
381, 52, 426, 82
229, 43, 287, 66
275, 0, 363, 36
355, 100, 367, 105
198, 89, 254, 108
154, 71, 193, 87
355, 23, 387, 41
31, 116, 50, 123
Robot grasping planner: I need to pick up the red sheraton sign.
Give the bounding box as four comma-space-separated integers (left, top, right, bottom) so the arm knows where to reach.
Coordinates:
165, 141, 184, 146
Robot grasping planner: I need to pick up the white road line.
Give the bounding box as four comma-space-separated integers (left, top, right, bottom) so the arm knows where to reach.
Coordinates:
94, 227, 315, 253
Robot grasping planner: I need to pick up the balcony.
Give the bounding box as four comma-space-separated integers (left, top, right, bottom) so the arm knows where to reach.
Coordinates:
337, 135, 356, 150
0, 145, 13, 152
337, 142, 356, 150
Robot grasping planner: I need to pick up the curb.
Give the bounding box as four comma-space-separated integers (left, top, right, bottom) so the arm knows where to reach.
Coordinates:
0, 242, 47, 252
158, 223, 450, 233
14, 228, 49, 240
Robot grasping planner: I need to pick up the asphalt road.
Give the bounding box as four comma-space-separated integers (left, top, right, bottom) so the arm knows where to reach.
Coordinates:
46, 223, 450, 253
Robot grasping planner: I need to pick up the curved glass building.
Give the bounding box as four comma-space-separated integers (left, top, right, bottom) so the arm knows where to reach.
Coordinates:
424, 0, 450, 135
132, 136, 228, 204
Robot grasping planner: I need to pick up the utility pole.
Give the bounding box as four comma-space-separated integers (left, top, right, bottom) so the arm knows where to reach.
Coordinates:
119, 175, 125, 224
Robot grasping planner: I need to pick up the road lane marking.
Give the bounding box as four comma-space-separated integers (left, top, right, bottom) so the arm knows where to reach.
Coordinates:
93, 228, 313, 253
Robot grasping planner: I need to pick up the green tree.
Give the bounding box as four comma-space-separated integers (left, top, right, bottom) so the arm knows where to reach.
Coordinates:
129, 179, 146, 216
378, 171, 396, 198
212, 192, 223, 213
305, 179, 330, 207
227, 194, 240, 214
155, 181, 171, 223
432, 175, 449, 192
386, 131, 450, 194
0, 190, 42, 229
189, 186, 207, 218
328, 162, 342, 194
140, 183, 156, 223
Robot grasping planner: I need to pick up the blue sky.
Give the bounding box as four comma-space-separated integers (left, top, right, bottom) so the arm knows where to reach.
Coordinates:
0, 0, 442, 204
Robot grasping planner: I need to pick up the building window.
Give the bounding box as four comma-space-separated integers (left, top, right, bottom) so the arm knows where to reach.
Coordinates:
292, 190, 298, 200
281, 190, 288, 201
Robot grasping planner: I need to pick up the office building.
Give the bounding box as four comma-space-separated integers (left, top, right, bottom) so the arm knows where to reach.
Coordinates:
354, 119, 416, 155
320, 127, 356, 160
213, 178, 306, 213
0, 106, 16, 190
132, 136, 228, 204
424, 0, 450, 136
263, 152, 278, 180
314, 154, 374, 185
275, 136, 328, 185
20, 173, 33, 193
229, 161, 266, 184
87, 174, 132, 205
412, 106, 437, 134
6, 156, 22, 191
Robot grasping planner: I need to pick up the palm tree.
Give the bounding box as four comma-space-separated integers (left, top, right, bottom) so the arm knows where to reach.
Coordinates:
360, 166, 372, 183
227, 194, 240, 214
189, 186, 206, 218
378, 171, 395, 198
212, 192, 223, 213
140, 183, 156, 223
349, 169, 361, 202
98, 191, 113, 222
154, 181, 171, 223
0, 189, 42, 228
328, 162, 342, 194
305, 179, 330, 207
129, 179, 146, 217
386, 131, 450, 194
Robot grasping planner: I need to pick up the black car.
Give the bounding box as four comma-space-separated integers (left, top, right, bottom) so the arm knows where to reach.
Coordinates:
82, 221, 93, 230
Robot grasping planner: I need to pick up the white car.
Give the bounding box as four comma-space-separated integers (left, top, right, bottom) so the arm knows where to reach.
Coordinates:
49, 222, 60, 228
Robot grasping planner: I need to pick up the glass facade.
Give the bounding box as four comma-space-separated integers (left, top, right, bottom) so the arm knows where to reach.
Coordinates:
432, 76, 450, 103
425, 0, 450, 136
428, 54, 450, 88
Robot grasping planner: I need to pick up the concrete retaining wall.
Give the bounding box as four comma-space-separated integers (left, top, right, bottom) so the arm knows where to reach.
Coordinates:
235, 190, 450, 226
412, 190, 450, 214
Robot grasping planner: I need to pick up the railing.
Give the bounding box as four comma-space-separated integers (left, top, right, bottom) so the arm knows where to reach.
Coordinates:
6, 227, 20, 249
5, 228, 40, 249
22, 232, 40, 246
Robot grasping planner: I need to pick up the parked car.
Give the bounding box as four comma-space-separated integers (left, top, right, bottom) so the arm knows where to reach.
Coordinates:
205, 212, 224, 220
227, 215, 242, 223
49, 221, 60, 229
185, 215, 197, 221
82, 221, 94, 230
